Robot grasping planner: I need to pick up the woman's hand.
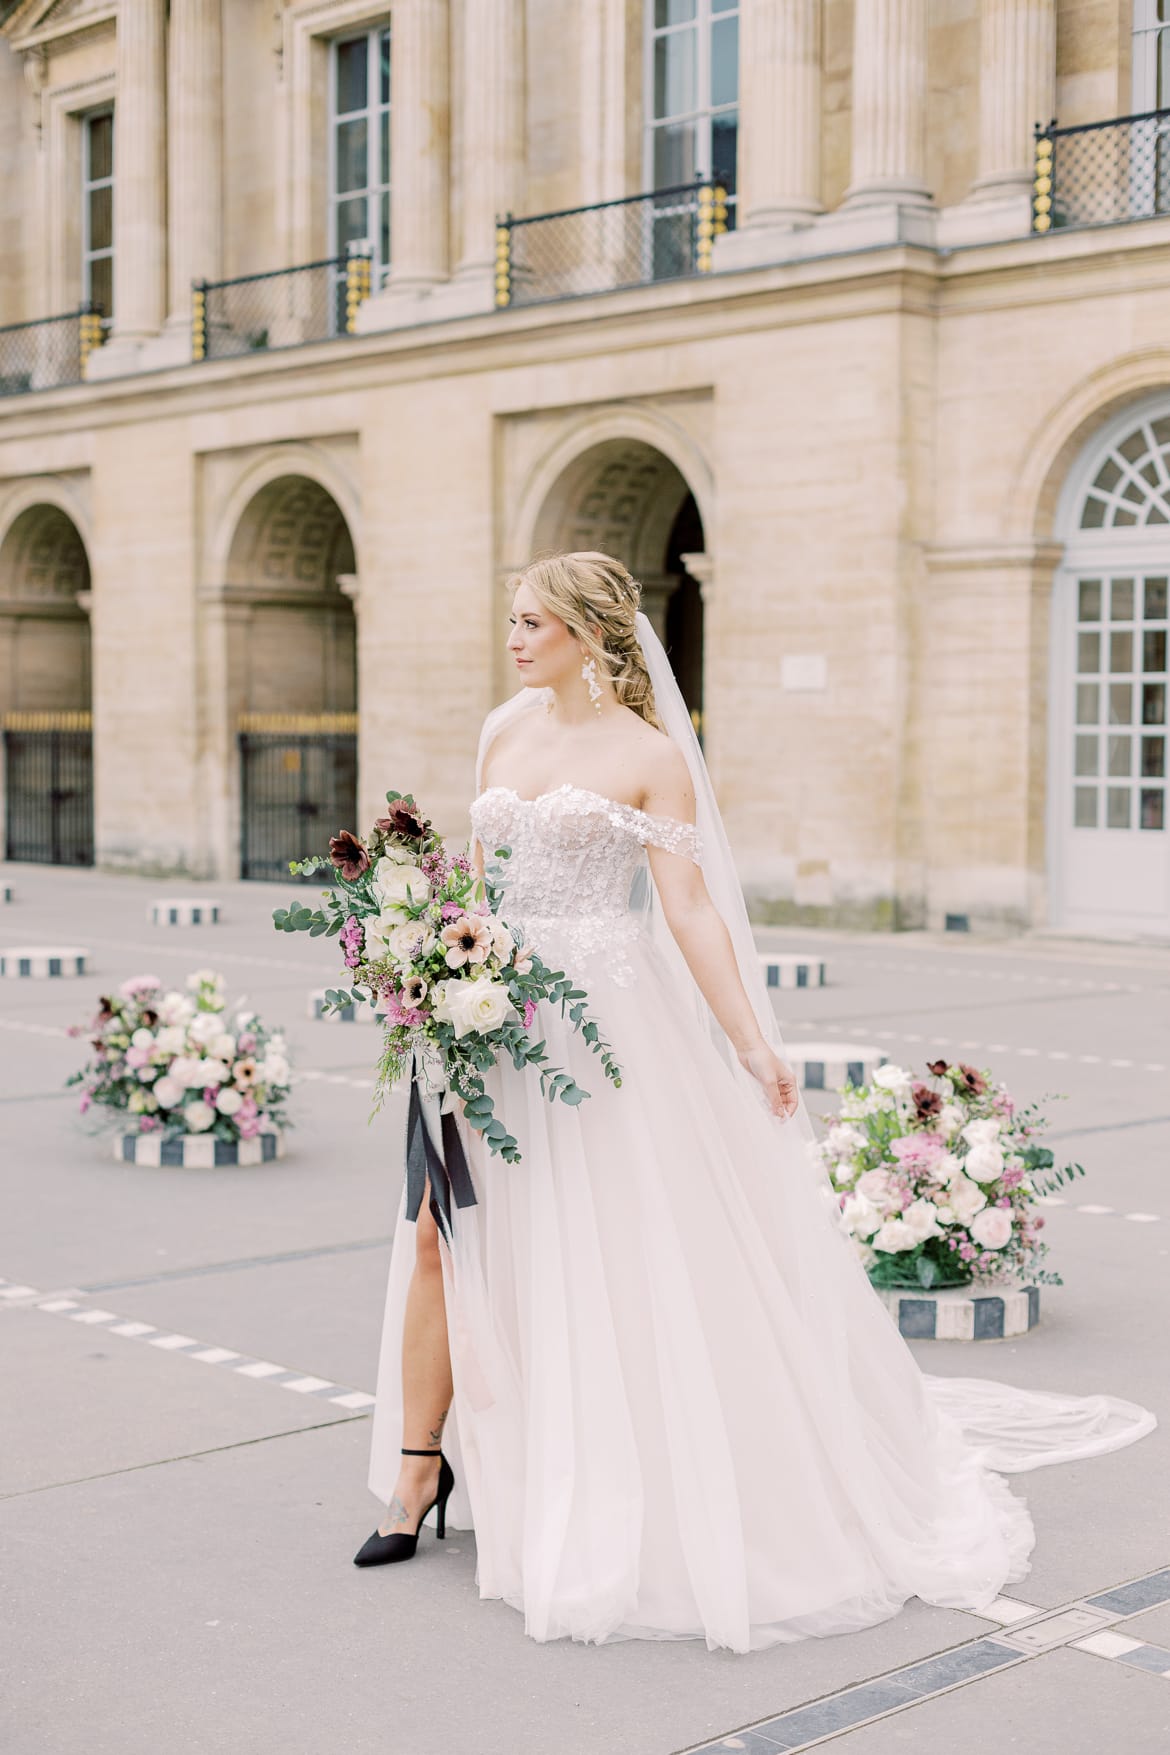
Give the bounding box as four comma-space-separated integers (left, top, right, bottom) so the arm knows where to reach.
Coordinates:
737, 1042, 799, 1120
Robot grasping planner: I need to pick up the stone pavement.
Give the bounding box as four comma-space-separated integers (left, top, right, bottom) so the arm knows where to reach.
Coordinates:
1, 865, 1168, 1755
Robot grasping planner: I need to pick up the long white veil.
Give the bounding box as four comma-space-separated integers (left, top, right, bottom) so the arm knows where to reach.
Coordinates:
473, 605, 1156, 1478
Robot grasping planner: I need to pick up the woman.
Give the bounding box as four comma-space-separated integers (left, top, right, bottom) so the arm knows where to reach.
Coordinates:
355, 551, 1154, 1653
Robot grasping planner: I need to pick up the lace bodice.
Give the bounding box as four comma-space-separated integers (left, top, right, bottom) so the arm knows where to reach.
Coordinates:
470, 783, 702, 984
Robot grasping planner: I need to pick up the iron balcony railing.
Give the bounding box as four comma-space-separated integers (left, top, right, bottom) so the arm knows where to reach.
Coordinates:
192, 242, 373, 362
495, 181, 729, 309
0, 306, 103, 397
1033, 110, 1170, 233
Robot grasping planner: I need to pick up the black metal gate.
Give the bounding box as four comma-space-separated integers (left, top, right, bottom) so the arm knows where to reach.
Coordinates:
3, 717, 94, 866
239, 722, 358, 882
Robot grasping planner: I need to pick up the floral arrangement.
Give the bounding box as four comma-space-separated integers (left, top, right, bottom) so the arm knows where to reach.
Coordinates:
67, 970, 292, 1144
819, 1058, 1084, 1291
273, 792, 621, 1163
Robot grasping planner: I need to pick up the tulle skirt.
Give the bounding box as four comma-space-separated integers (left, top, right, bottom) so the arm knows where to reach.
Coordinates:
366, 935, 1154, 1653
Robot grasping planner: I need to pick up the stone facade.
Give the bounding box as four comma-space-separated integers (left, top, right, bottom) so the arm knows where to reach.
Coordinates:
0, 0, 1168, 938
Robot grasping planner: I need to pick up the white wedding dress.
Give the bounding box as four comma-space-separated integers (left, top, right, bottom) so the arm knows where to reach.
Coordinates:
366, 628, 1154, 1655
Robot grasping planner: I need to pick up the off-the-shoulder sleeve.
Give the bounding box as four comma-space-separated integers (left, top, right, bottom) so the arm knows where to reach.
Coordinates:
636, 811, 703, 865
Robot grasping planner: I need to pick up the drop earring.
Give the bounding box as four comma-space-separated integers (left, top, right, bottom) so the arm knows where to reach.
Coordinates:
581, 655, 603, 715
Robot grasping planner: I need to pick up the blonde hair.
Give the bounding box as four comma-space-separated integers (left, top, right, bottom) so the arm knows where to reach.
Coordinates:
509, 550, 659, 728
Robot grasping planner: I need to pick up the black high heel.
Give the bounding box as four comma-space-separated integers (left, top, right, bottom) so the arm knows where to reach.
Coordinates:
352, 1446, 455, 1567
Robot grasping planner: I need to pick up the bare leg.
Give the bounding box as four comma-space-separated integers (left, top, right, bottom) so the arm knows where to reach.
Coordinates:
378, 1182, 454, 1537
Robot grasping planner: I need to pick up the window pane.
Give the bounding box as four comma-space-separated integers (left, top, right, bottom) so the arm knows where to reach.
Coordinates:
1093, 457, 1122, 492
333, 194, 369, 254
653, 121, 697, 187
1081, 496, 1107, 528
380, 111, 390, 187
335, 37, 368, 114
712, 0, 738, 10
1119, 430, 1147, 464
335, 117, 368, 195
656, 0, 697, 24
1078, 579, 1101, 620
1146, 577, 1169, 620
1077, 631, 1100, 673
1115, 507, 1139, 525
1110, 629, 1133, 672
1112, 578, 1135, 620
712, 110, 738, 203
1106, 787, 1132, 828
1109, 683, 1133, 723
1107, 734, 1132, 776
711, 15, 739, 107
88, 254, 112, 319
655, 29, 697, 119
89, 185, 112, 251
1141, 788, 1166, 829
1075, 683, 1100, 724
1141, 735, 1166, 777
1143, 681, 1167, 724
1073, 786, 1098, 828
1144, 628, 1168, 672
380, 189, 390, 272
88, 113, 113, 180
380, 27, 391, 105
1074, 734, 1098, 776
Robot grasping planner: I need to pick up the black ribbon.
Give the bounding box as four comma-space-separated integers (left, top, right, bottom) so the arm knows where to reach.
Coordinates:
405, 1056, 478, 1242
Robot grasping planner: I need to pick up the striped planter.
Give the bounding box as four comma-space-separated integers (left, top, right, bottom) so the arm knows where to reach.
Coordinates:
758, 951, 827, 990
0, 946, 88, 978
115, 1128, 284, 1169
874, 1282, 1040, 1341
150, 899, 221, 926
307, 988, 382, 1024
786, 1043, 886, 1092
1, 886, 12, 903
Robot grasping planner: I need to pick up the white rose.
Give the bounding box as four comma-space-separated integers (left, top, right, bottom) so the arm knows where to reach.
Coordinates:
442, 978, 514, 1039
372, 864, 428, 910
153, 1075, 184, 1109
154, 1025, 186, 1056
971, 1207, 1013, 1250
215, 1086, 243, 1116
903, 1198, 943, 1241
964, 1143, 1005, 1183
935, 1151, 963, 1187
130, 1027, 156, 1049
826, 1123, 867, 1160
856, 1168, 894, 1206
198, 1059, 230, 1089
872, 1219, 918, 1253
841, 1193, 883, 1239
948, 1174, 989, 1226
170, 1055, 211, 1090
263, 1054, 290, 1087
962, 1117, 1002, 1146
374, 845, 417, 869
490, 918, 515, 963
936, 1103, 965, 1140
183, 1100, 215, 1133
210, 1032, 237, 1061
137, 1066, 159, 1083
935, 1204, 956, 1225
188, 1011, 225, 1048
157, 991, 195, 1027
872, 1063, 913, 1102
379, 919, 434, 964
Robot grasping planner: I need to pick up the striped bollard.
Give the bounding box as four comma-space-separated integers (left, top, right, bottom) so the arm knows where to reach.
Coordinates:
150, 898, 221, 926
0, 946, 89, 978
785, 1042, 886, 1092
1, 886, 12, 903
873, 1283, 1041, 1341
116, 1129, 284, 1169
758, 951, 827, 990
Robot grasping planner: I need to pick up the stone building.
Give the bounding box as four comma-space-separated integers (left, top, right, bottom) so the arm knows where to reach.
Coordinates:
0, 0, 1168, 939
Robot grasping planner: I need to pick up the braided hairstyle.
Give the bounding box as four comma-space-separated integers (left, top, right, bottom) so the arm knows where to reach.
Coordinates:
508, 551, 660, 728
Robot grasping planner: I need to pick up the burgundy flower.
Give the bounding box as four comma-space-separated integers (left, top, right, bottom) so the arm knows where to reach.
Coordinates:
912, 1082, 943, 1120
96, 997, 117, 1023
375, 800, 429, 841
955, 1062, 987, 1097
329, 830, 370, 881
926, 1059, 950, 1077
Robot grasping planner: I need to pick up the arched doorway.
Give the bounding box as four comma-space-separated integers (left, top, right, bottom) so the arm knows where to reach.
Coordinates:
1050, 400, 1170, 935
0, 504, 93, 865
528, 438, 709, 735
221, 474, 358, 880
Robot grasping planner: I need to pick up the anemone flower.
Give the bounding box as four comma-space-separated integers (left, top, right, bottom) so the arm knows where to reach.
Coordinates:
329, 830, 370, 881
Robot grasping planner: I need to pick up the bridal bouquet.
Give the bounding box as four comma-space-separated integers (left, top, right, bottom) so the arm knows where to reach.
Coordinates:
67, 970, 292, 1144
273, 792, 621, 1163
819, 1058, 1084, 1290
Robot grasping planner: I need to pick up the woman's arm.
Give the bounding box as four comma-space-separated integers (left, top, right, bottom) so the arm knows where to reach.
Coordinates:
643, 754, 798, 1119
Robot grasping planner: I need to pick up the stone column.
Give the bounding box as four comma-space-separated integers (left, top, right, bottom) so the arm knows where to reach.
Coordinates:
358, 0, 450, 328
844, 0, 930, 208
428, 0, 525, 318
938, 0, 1055, 243
91, 0, 167, 372
165, 0, 223, 334
716, 0, 822, 269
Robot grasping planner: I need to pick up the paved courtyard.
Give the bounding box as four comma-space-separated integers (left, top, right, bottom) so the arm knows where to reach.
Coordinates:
1, 864, 1168, 1755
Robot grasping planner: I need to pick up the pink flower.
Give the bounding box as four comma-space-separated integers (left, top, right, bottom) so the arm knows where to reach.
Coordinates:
138, 1115, 163, 1133
384, 991, 426, 1028
237, 1033, 256, 1054
119, 974, 162, 999
440, 902, 464, 921
958, 1242, 977, 1261
79, 1092, 91, 1115
523, 999, 537, 1030
125, 1045, 149, 1069
891, 1132, 946, 1170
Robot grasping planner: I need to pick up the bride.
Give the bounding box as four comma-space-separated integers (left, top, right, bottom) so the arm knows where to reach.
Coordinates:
355, 550, 1154, 1653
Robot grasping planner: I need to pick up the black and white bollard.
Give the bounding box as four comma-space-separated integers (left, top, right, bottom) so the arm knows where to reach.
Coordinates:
785, 1042, 886, 1092
150, 898, 221, 926
758, 951, 827, 990
0, 946, 89, 978
115, 1129, 284, 1169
